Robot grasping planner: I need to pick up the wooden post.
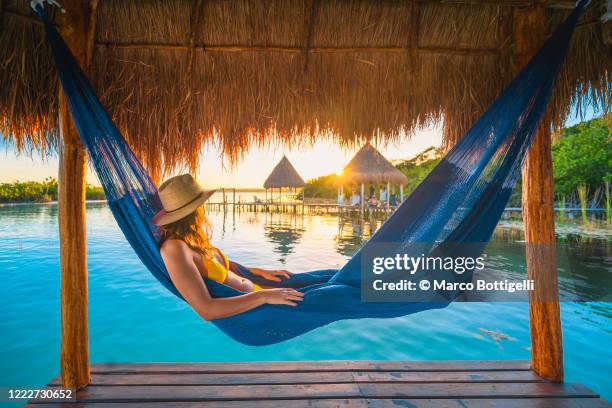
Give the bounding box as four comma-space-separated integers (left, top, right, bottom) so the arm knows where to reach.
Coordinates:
360, 183, 365, 212
514, 5, 563, 382
386, 182, 390, 205
58, 0, 98, 389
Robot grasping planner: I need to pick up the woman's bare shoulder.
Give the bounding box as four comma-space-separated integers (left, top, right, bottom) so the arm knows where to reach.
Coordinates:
160, 239, 191, 257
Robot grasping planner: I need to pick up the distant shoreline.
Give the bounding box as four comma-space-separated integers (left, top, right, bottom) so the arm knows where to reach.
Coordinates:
1, 200, 608, 213
0, 200, 107, 207
0, 188, 267, 206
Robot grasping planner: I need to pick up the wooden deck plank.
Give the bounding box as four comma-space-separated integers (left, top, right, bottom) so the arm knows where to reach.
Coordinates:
357, 382, 598, 399
89, 360, 532, 374
49, 370, 544, 386
23, 398, 612, 408
30, 382, 598, 403
30, 360, 610, 407
354, 370, 544, 383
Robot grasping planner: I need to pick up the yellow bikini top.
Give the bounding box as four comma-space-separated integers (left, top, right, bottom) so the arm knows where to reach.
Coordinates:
202, 247, 262, 291
202, 247, 230, 283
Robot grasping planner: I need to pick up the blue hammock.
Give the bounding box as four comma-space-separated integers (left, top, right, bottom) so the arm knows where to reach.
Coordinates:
35, 1, 587, 346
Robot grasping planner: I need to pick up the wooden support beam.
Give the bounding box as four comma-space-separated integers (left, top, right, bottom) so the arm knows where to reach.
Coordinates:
497, 5, 514, 85
407, 0, 421, 50
302, 0, 318, 71
95, 42, 501, 57
187, 0, 205, 72
86, 0, 99, 66
407, 0, 421, 64
58, 0, 97, 390
513, 5, 563, 383
406, 0, 421, 92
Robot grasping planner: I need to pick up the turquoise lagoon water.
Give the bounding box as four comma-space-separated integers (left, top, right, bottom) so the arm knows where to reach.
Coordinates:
0, 203, 610, 401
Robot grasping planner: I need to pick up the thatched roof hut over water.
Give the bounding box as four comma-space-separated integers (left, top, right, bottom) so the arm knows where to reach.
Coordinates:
263, 156, 305, 189
1, 0, 609, 177
342, 143, 408, 185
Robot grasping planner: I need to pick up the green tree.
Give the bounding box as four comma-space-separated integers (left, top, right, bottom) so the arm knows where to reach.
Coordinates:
86, 184, 106, 200
395, 147, 442, 195
0, 179, 105, 203
552, 116, 611, 197
303, 174, 342, 199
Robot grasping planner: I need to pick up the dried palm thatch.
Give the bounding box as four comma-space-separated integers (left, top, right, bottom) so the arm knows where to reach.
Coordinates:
342, 143, 408, 185
1, 0, 610, 178
264, 155, 305, 188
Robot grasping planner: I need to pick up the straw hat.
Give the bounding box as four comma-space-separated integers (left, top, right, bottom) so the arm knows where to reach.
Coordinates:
152, 174, 215, 226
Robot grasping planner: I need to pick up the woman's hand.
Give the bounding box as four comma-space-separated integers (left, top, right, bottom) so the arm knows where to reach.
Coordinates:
250, 267, 292, 282
259, 288, 304, 306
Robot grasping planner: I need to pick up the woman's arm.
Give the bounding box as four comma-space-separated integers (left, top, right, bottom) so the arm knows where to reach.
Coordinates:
246, 267, 291, 282
228, 261, 291, 283
161, 240, 303, 321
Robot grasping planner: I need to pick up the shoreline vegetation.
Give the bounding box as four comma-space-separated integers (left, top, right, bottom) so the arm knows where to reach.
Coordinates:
0, 177, 104, 204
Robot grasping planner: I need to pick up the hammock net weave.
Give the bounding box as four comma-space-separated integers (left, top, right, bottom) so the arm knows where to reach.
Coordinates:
35, 1, 586, 345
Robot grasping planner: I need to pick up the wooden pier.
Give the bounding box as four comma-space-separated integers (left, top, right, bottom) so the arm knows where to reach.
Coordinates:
205, 201, 398, 216
206, 201, 608, 221
27, 360, 610, 407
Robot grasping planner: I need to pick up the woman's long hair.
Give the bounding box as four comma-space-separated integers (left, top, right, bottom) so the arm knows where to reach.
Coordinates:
159, 206, 215, 258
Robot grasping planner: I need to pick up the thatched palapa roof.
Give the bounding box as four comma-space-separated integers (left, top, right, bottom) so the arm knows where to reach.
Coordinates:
1, 0, 610, 178
342, 143, 408, 185
263, 155, 306, 189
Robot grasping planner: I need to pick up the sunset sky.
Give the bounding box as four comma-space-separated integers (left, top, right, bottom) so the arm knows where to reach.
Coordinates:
1, 125, 442, 189
0, 105, 597, 188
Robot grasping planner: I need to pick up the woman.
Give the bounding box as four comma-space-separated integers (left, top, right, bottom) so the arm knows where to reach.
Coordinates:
153, 174, 304, 321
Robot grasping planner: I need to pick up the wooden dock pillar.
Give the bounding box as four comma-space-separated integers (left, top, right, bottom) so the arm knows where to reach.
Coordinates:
386, 182, 390, 205
360, 183, 365, 212
514, 5, 563, 382
57, 0, 98, 389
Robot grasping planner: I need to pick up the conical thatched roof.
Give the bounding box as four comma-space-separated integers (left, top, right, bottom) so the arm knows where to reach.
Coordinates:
263, 156, 306, 189
342, 143, 408, 185
1, 0, 609, 177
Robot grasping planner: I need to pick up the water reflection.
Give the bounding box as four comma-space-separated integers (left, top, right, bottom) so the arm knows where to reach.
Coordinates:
245, 210, 611, 302
336, 214, 381, 256
262, 212, 305, 263
0, 202, 59, 220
